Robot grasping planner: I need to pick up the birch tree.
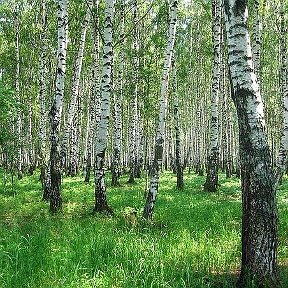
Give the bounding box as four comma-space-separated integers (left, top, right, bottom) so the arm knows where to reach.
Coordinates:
14, 8, 22, 179
94, 0, 114, 214
172, 57, 183, 189
252, 0, 261, 83
84, 0, 101, 183
204, 0, 221, 192
224, 0, 279, 286
39, 0, 51, 200
111, 0, 124, 186
128, 0, 139, 184
49, 0, 68, 213
143, 0, 177, 219
61, 5, 91, 171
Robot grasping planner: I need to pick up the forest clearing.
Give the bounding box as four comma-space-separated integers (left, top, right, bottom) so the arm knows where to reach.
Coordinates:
0, 0, 288, 287
0, 171, 287, 288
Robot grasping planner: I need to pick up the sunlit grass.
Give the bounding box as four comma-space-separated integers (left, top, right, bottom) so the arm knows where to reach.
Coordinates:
0, 170, 287, 287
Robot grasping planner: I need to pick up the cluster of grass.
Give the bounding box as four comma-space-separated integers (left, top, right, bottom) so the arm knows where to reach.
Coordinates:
0, 170, 287, 288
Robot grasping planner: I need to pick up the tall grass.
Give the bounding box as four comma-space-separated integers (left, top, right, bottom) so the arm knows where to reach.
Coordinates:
0, 171, 287, 287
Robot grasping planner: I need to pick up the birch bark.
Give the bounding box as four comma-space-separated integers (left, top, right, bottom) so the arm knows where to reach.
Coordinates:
172, 58, 183, 189
252, 0, 261, 83
49, 0, 68, 213
85, 0, 101, 183
94, 0, 114, 214
15, 9, 22, 179
204, 0, 222, 192
39, 0, 51, 200
61, 6, 91, 170
111, 0, 124, 186
128, 0, 139, 184
224, 0, 279, 285
143, 0, 177, 219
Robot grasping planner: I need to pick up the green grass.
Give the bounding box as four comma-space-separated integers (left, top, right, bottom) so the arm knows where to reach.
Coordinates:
0, 170, 287, 288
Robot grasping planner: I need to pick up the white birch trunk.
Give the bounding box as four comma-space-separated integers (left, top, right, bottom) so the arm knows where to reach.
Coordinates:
28, 94, 35, 175
111, 0, 124, 186
61, 6, 91, 169
85, 1, 101, 182
39, 0, 51, 200
204, 0, 222, 192
15, 9, 22, 179
94, 0, 114, 214
143, 0, 177, 219
224, 0, 279, 285
49, 0, 68, 213
252, 0, 261, 83
128, 0, 139, 184
68, 115, 78, 176
172, 57, 183, 189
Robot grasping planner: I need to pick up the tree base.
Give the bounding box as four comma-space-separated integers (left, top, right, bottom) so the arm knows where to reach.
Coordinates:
203, 181, 218, 192
49, 200, 62, 214
94, 204, 113, 216
237, 270, 280, 288
127, 177, 135, 184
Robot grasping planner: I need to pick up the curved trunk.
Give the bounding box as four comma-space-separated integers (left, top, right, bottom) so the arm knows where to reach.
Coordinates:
224, 1, 279, 286
61, 6, 91, 170
143, 0, 177, 219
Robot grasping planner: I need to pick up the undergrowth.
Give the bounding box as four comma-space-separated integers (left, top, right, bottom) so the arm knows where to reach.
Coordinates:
0, 170, 287, 288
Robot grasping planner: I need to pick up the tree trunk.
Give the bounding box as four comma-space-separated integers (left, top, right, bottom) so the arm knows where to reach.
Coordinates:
204, 0, 221, 192
67, 116, 78, 176
85, 0, 101, 183
143, 0, 177, 219
61, 5, 90, 170
128, 0, 139, 184
252, 0, 261, 84
224, 1, 279, 286
49, 0, 68, 213
172, 58, 183, 189
15, 9, 22, 179
94, 0, 114, 215
111, 0, 124, 186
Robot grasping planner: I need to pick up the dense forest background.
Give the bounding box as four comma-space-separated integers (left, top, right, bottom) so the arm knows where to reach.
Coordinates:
0, 0, 288, 287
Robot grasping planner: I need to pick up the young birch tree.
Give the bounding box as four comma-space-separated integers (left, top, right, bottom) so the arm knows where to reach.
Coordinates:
85, 0, 101, 183
49, 0, 68, 213
128, 0, 139, 184
14, 8, 22, 179
111, 0, 125, 186
39, 0, 50, 200
224, 0, 279, 286
61, 5, 91, 171
172, 57, 183, 189
94, 0, 114, 214
143, 0, 177, 219
204, 0, 222, 192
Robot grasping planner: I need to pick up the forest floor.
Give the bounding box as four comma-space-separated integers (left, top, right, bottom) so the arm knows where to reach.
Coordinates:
0, 170, 287, 288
